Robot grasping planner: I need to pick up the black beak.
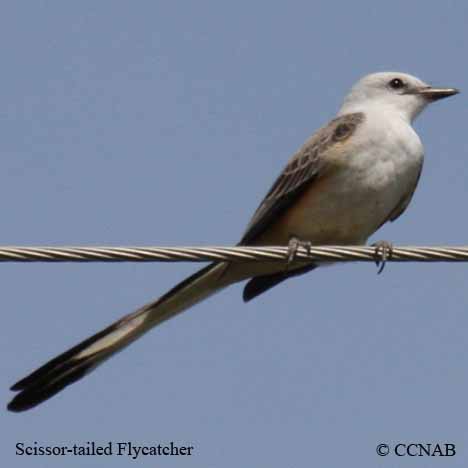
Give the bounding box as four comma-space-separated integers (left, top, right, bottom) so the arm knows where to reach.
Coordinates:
410, 86, 460, 101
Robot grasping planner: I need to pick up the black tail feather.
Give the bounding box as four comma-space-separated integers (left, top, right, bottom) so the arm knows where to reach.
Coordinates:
243, 264, 317, 302
8, 360, 94, 412
10, 320, 120, 392
8, 262, 226, 412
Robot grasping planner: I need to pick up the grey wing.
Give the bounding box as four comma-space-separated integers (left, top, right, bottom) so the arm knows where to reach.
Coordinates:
377, 164, 423, 230
239, 112, 365, 245
388, 165, 423, 222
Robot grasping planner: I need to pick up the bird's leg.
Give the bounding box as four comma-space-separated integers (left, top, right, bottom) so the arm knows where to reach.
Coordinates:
287, 236, 312, 265
372, 240, 393, 274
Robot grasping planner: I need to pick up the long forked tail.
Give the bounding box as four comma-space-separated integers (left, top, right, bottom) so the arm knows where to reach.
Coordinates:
8, 262, 238, 412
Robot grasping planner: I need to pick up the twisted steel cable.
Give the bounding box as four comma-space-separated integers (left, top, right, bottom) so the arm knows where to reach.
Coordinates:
0, 245, 467, 263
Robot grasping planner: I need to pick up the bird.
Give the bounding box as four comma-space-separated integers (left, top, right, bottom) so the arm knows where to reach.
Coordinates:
8, 71, 458, 412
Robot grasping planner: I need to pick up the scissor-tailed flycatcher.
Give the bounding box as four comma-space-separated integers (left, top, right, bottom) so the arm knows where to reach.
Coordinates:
8, 72, 458, 412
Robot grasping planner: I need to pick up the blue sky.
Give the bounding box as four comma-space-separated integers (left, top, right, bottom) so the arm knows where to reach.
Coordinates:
2, 1, 468, 467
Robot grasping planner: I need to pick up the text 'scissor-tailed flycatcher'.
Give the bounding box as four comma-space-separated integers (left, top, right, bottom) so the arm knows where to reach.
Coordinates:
8, 72, 458, 412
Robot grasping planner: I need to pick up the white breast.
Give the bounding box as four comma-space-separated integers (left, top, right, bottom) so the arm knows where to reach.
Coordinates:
330, 111, 424, 241
274, 110, 424, 246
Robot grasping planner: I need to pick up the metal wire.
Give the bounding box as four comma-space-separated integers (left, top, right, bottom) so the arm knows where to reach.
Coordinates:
0, 245, 467, 263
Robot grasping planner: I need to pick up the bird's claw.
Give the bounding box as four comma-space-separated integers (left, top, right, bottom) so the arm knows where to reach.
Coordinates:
372, 240, 393, 274
287, 237, 312, 265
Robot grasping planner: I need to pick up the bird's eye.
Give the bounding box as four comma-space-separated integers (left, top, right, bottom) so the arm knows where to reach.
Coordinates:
389, 78, 405, 90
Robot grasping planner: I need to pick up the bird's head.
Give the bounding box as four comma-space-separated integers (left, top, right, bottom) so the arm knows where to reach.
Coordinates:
340, 72, 459, 122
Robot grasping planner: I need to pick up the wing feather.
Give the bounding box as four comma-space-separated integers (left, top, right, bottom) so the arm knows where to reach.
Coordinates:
240, 112, 365, 244
375, 164, 423, 231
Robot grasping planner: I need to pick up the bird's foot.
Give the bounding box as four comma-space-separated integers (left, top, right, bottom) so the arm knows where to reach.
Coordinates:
287, 236, 312, 265
372, 240, 393, 274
